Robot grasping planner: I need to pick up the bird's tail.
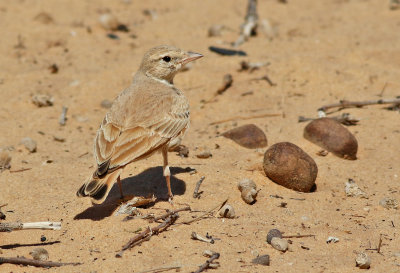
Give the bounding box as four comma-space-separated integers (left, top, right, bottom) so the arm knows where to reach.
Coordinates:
76, 169, 122, 204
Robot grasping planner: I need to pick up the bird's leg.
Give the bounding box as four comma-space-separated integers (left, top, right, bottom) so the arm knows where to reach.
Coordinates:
117, 176, 124, 199
162, 147, 173, 204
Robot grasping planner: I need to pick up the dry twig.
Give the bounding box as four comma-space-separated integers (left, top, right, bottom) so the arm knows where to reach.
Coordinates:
298, 113, 360, 126
365, 234, 383, 253
191, 232, 214, 244
318, 98, 400, 113
0, 222, 61, 232
116, 214, 178, 257
251, 75, 276, 86
150, 206, 191, 223
194, 252, 220, 273
181, 199, 228, 225
282, 234, 316, 239
59, 106, 68, 126
239, 61, 270, 72
204, 74, 233, 103
193, 176, 205, 199
137, 265, 182, 273
0, 256, 80, 268
9, 168, 32, 173
233, 0, 258, 47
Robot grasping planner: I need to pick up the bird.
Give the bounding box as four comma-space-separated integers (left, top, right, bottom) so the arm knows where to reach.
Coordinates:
77, 45, 203, 204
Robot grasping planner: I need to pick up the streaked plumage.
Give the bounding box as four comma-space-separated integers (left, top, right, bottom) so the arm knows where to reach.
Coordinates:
77, 45, 203, 204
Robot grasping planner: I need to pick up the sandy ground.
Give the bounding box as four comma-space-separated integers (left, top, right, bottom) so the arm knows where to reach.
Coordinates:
1, 0, 400, 272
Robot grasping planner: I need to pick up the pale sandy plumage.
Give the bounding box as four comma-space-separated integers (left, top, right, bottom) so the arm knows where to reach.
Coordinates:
77, 45, 203, 204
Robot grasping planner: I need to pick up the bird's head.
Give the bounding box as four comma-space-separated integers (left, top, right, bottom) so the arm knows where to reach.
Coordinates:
139, 45, 203, 84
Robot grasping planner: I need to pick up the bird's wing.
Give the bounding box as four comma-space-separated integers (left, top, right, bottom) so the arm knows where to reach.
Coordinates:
93, 89, 189, 177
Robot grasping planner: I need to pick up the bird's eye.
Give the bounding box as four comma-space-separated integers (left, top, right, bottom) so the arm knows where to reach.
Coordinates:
162, 56, 171, 62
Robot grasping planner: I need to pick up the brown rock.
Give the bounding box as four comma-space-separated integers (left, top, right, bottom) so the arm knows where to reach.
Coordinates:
303, 118, 358, 160
222, 124, 268, 149
263, 142, 317, 192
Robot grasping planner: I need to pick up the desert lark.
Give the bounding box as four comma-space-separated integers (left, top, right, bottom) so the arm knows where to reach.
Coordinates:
77, 45, 203, 204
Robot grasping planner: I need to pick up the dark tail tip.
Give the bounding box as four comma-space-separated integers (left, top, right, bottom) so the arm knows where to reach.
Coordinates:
91, 184, 108, 203
76, 184, 88, 197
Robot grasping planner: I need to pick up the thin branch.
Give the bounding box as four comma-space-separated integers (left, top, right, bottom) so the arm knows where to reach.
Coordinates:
0, 256, 81, 268
203, 74, 233, 104
193, 252, 220, 273
191, 232, 214, 244
181, 199, 228, 225
9, 168, 32, 173
377, 234, 382, 253
318, 98, 400, 112
282, 234, 315, 239
210, 113, 281, 125
251, 75, 276, 86
59, 106, 68, 126
0, 222, 61, 232
193, 176, 205, 199
116, 214, 178, 257
150, 206, 191, 222
233, 0, 258, 47
0, 241, 61, 250
298, 113, 360, 126
137, 265, 182, 273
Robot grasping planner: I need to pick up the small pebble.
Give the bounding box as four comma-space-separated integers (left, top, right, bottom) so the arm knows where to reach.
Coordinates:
208, 24, 224, 37
32, 94, 53, 107
355, 252, 371, 269
345, 179, 368, 198
143, 9, 158, 20
270, 237, 288, 252
238, 179, 258, 204
252, 254, 270, 266
30, 248, 49, 261
237, 178, 256, 191
326, 236, 339, 243
48, 64, 58, 74
107, 33, 120, 40
0, 151, 11, 171
99, 13, 119, 31
20, 137, 37, 153
219, 204, 235, 218
267, 229, 282, 244
379, 197, 398, 209
170, 144, 189, 157
196, 151, 212, 159
100, 99, 113, 109
53, 135, 65, 142
40, 235, 46, 242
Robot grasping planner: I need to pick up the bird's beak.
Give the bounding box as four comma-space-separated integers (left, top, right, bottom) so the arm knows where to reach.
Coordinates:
180, 52, 203, 65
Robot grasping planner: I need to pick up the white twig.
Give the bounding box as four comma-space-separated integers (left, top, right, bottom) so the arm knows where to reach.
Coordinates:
0, 222, 61, 232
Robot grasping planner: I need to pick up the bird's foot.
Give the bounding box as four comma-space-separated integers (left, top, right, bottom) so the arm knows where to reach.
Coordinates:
168, 195, 174, 207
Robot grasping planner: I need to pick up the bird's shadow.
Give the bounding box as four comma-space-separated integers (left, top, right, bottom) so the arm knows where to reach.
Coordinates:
74, 166, 191, 221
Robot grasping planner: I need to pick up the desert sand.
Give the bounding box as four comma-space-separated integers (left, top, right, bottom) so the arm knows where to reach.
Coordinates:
1, 0, 400, 272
